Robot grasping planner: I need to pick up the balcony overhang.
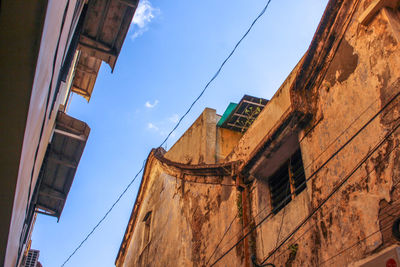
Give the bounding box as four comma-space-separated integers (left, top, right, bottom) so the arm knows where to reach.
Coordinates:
72, 0, 139, 101
79, 0, 138, 70
35, 112, 90, 219
71, 52, 102, 102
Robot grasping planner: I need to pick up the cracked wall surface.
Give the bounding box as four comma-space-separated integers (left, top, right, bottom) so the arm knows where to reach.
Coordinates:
117, 1, 400, 266
120, 159, 244, 267
248, 2, 400, 266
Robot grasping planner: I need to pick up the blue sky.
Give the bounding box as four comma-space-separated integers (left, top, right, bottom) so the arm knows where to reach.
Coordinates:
32, 0, 328, 266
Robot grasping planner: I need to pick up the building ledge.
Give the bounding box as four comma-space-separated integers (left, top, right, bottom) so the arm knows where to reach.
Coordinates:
72, 0, 139, 101
34, 112, 90, 219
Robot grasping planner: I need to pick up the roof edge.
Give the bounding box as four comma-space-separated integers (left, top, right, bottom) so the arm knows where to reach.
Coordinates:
115, 147, 242, 265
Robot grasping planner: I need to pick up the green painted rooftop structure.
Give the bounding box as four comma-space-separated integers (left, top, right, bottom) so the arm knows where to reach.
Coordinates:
217, 95, 268, 132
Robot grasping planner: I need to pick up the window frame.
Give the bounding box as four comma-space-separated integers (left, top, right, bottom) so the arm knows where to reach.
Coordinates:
268, 148, 306, 214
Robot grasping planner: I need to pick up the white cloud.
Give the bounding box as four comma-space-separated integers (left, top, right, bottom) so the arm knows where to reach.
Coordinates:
147, 122, 159, 131
168, 114, 180, 124
145, 100, 159, 108
132, 0, 155, 28
131, 0, 159, 40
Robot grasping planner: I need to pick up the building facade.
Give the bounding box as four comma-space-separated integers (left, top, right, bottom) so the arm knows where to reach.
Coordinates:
116, 0, 400, 266
0, 0, 138, 266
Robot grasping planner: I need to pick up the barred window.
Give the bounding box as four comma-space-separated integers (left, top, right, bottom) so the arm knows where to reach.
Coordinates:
268, 149, 306, 214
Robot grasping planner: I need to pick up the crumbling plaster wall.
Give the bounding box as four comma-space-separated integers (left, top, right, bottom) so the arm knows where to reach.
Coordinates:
122, 159, 244, 267
227, 63, 300, 165
216, 128, 243, 162
250, 4, 400, 267
120, 3, 400, 267
120, 107, 246, 267
165, 108, 219, 165
165, 108, 242, 165
250, 178, 312, 265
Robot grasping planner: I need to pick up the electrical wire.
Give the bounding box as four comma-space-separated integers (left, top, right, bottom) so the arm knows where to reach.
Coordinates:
268, 160, 400, 264
211, 121, 400, 266
62, 0, 391, 263
207, 157, 309, 258
205, 90, 388, 263
259, 110, 400, 263
61, 160, 146, 267
209, 92, 400, 266
205, 213, 239, 266
208, 84, 398, 261
319, 222, 395, 266
247, 180, 400, 265
61, 0, 399, 263
159, 0, 272, 148
60, 1, 274, 265
206, 78, 400, 265
208, 167, 308, 265
270, 205, 400, 265
273, 175, 291, 262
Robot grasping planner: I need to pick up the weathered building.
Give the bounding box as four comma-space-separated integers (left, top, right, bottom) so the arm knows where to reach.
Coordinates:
116, 0, 400, 266
0, 0, 139, 266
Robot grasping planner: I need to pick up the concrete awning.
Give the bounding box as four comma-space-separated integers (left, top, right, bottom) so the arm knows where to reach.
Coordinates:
78, 0, 138, 70
34, 112, 90, 219
71, 52, 102, 102
72, 0, 138, 101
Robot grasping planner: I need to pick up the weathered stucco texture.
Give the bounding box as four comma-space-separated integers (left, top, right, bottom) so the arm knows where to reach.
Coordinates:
227, 64, 297, 165
216, 128, 243, 162
247, 3, 400, 267
165, 108, 219, 165
165, 108, 242, 165
117, 1, 400, 266
121, 159, 244, 267
118, 109, 245, 267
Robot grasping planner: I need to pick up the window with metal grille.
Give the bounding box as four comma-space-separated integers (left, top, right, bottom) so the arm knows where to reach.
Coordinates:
268, 149, 306, 214
24, 249, 39, 267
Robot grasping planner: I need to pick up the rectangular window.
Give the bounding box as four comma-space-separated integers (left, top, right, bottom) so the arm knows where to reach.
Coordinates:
268, 149, 306, 214
139, 211, 152, 265
142, 211, 152, 246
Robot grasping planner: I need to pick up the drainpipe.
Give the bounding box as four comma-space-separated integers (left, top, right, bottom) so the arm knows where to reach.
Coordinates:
242, 183, 251, 267
236, 174, 250, 267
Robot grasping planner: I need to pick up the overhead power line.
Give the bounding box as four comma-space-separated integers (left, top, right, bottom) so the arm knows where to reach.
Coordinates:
210, 119, 400, 266
61, 160, 146, 267
60, 1, 273, 265
205, 87, 386, 263
159, 0, 272, 148
209, 90, 400, 266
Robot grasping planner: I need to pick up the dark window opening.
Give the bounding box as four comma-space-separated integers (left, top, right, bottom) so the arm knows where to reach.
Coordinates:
142, 211, 152, 247
269, 149, 306, 214
139, 211, 152, 265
